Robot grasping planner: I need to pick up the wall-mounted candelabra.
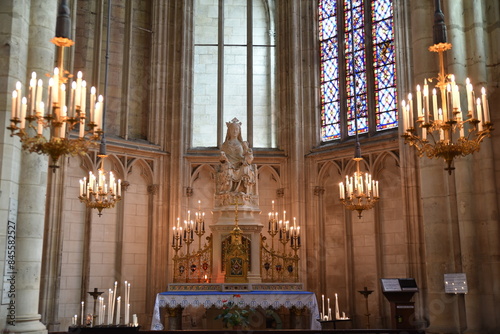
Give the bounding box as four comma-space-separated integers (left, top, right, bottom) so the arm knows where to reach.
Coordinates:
172, 202, 212, 283
261, 201, 301, 283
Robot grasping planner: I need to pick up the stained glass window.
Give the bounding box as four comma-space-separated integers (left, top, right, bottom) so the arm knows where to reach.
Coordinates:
319, 0, 397, 142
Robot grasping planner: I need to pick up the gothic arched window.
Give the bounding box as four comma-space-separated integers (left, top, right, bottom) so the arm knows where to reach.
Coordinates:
319, 0, 397, 142
192, 0, 276, 149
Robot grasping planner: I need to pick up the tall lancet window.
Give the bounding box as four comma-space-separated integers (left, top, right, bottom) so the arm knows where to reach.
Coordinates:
192, 0, 276, 148
319, 0, 397, 142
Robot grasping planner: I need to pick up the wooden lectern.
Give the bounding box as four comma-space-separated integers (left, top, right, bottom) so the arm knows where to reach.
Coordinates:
381, 278, 418, 330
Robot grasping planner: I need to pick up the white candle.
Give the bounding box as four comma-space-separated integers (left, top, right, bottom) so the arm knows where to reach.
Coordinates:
28, 73, 36, 117
466, 78, 473, 117
73, 314, 78, 326
11, 90, 17, 120
416, 85, 422, 119
20, 97, 27, 129
79, 109, 86, 138
125, 304, 130, 325
453, 84, 461, 113
476, 98, 483, 131
481, 87, 490, 123
95, 95, 104, 129
46, 78, 53, 118
35, 79, 43, 114
81, 301, 85, 326
401, 100, 407, 131
37, 102, 44, 135
80, 81, 87, 116
108, 289, 113, 325
407, 93, 414, 128
60, 106, 67, 138
423, 79, 429, 123
438, 109, 444, 140
432, 88, 438, 122
90, 86, 96, 123
127, 283, 131, 323
115, 296, 121, 325
321, 295, 325, 320
53, 68, 59, 104
69, 81, 76, 118
75, 71, 82, 108
60, 84, 66, 118
335, 293, 340, 320
132, 314, 138, 327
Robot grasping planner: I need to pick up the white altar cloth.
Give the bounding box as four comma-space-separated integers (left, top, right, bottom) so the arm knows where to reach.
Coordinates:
151, 290, 321, 330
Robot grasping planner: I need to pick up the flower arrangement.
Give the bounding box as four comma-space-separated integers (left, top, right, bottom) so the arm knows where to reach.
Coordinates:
215, 294, 253, 329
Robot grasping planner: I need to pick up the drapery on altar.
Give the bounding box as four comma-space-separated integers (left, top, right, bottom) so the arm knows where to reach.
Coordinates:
150, 290, 321, 330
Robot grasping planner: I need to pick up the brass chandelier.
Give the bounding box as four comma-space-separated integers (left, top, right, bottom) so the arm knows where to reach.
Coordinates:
401, 1, 493, 174
339, 2, 380, 219
78, 0, 121, 216
7, 0, 102, 172
339, 155, 379, 219
78, 152, 121, 217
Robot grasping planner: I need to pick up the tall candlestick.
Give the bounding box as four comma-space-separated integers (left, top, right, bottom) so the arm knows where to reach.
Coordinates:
335, 293, 340, 320
327, 298, 331, 320
125, 304, 130, 325
81, 301, 85, 326
115, 296, 121, 325
321, 294, 325, 320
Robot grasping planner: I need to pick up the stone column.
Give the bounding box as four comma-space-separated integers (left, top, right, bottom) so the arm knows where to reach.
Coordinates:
5, 0, 56, 333
8, 153, 49, 334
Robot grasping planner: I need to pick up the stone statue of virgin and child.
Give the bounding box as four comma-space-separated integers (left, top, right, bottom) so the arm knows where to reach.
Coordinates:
215, 118, 258, 209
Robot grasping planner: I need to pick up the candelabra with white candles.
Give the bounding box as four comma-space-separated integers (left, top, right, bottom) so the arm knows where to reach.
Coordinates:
7, 1, 105, 172
401, 42, 493, 174
172, 202, 210, 283
261, 201, 301, 282
8, 68, 104, 171
267, 201, 301, 255
78, 156, 122, 217
339, 158, 379, 219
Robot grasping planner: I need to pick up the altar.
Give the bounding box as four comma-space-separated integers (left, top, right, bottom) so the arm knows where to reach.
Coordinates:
150, 290, 321, 330
155, 120, 317, 330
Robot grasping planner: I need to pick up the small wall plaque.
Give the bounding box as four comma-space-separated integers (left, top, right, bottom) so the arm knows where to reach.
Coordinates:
444, 273, 468, 294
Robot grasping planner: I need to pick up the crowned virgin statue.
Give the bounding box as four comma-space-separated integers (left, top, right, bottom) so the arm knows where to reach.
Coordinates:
215, 118, 258, 208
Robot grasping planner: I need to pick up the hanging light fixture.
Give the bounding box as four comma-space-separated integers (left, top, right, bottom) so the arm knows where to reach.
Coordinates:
78, 154, 122, 217
339, 2, 380, 219
339, 155, 380, 219
401, 0, 493, 174
78, 0, 121, 216
7, 0, 103, 172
